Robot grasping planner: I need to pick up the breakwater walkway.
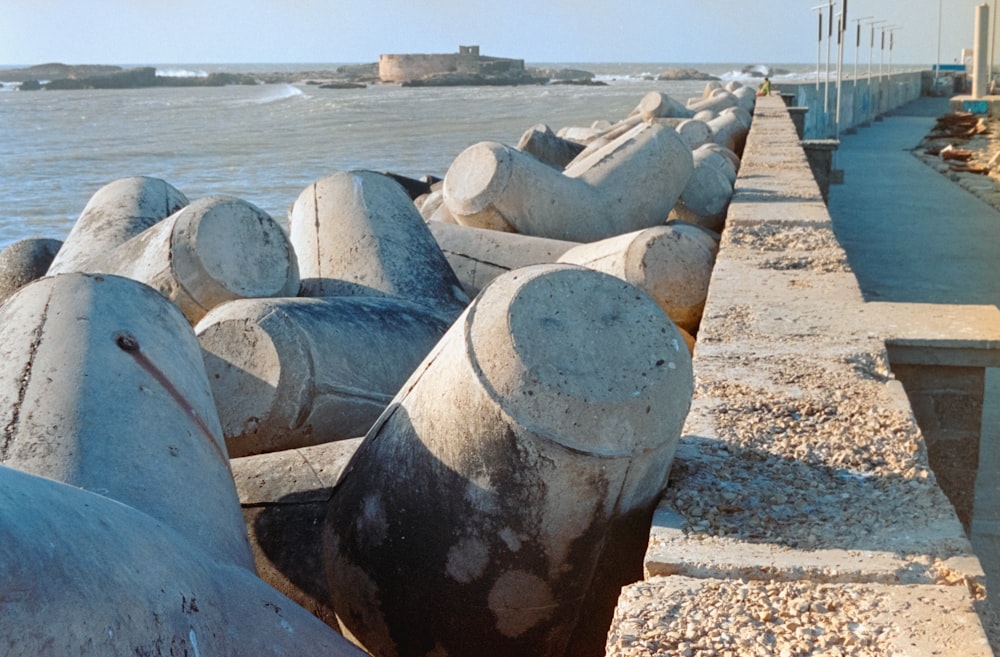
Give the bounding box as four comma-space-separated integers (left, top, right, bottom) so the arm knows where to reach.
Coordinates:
607, 94, 997, 656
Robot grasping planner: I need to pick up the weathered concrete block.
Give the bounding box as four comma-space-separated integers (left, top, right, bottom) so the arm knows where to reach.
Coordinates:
671, 143, 738, 231
516, 123, 586, 169
631, 90, 695, 121
47, 176, 188, 274
732, 85, 759, 113
325, 264, 694, 657
686, 88, 739, 116
196, 295, 451, 457
708, 106, 753, 154
89, 195, 301, 324
557, 225, 716, 334
428, 221, 577, 296
561, 115, 645, 169
0, 237, 62, 303
289, 170, 468, 320
232, 438, 363, 627
443, 122, 693, 243
0, 464, 366, 657
673, 118, 713, 149
0, 272, 254, 570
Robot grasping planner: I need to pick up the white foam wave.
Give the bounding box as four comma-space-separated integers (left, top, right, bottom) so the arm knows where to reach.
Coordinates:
247, 84, 305, 105
156, 67, 208, 78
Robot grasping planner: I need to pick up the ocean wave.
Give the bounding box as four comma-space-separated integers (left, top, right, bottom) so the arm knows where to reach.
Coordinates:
245, 84, 306, 105
156, 67, 208, 78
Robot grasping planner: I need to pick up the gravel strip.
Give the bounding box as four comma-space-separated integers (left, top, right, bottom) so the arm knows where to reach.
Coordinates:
608, 578, 896, 657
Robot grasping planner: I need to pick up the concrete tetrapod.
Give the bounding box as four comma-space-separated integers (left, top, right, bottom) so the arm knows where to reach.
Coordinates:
685, 88, 739, 117
557, 225, 716, 335
516, 123, 586, 169
289, 170, 469, 320
442, 121, 694, 243
670, 144, 739, 233
79, 195, 300, 325
324, 264, 694, 657
0, 272, 254, 570
0, 464, 368, 657
630, 90, 695, 121
196, 295, 451, 457
47, 176, 188, 274
428, 221, 577, 296
708, 106, 753, 155
0, 236, 62, 303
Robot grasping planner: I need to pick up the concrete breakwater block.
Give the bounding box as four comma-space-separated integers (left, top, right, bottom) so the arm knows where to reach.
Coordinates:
325, 264, 694, 657
48, 176, 189, 275
231, 438, 363, 626
0, 237, 62, 303
0, 464, 367, 657
557, 225, 716, 335
289, 170, 468, 320
708, 106, 752, 155
672, 118, 713, 149
0, 272, 254, 570
428, 221, 577, 296
686, 88, 740, 116
670, 144, 739, 233
631, 90, 695, 121
443, 122, 694, 243
196, 295, 451, 457
49, 195, 301, 325
516, 123, 586, 169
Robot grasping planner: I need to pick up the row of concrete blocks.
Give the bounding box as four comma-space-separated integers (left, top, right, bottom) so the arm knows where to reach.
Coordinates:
0, 135, 724, 461
0, 87, 745, 656
418, 84, 751, 239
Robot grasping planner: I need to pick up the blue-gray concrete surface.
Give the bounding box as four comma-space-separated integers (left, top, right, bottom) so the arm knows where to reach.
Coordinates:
828, 96, 1000, 306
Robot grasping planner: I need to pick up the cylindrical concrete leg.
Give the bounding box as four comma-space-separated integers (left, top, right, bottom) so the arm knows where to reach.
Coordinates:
0, 272, 254, 570
733, 85, 758, 113
428, 221, 577, 297
445, 123, 693, 243
289, 170, 469, 320
195, 295, 451, 457
0, 237, 62, 303
324, 264, 693, 657
47, 176, 188, 274
686, 89, 738, 116
632, 90, 695, 120
0, 465, 367, 657
560, 115, 644, 170
64, 195, 300, 324
516, 123, 586, 169
708, 107, 752, 155
674, 118, 713, 149
671, 144, 738, 233
557, 225, 716, 334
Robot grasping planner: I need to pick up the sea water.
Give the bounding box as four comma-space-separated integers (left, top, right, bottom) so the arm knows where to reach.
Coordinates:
0, 62, 816, 250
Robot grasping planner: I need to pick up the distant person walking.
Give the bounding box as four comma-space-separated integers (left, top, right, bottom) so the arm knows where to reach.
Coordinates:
757, 76, 771, 96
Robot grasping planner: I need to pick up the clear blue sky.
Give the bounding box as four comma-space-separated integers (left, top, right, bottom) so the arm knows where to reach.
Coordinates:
0, 0, 991, 66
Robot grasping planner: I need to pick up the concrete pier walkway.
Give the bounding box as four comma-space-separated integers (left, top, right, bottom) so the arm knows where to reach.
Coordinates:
828, 96, 1000, 305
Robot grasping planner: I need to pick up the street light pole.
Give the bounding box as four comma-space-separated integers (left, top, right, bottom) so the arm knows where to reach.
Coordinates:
813, 4, 826, 91
853, 15, 874, 83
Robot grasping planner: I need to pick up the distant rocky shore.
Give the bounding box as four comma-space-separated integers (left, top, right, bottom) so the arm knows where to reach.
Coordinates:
1, 62, 719, 90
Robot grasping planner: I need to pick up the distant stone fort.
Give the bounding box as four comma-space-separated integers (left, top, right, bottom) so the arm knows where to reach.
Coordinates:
378, 45, 525, 83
